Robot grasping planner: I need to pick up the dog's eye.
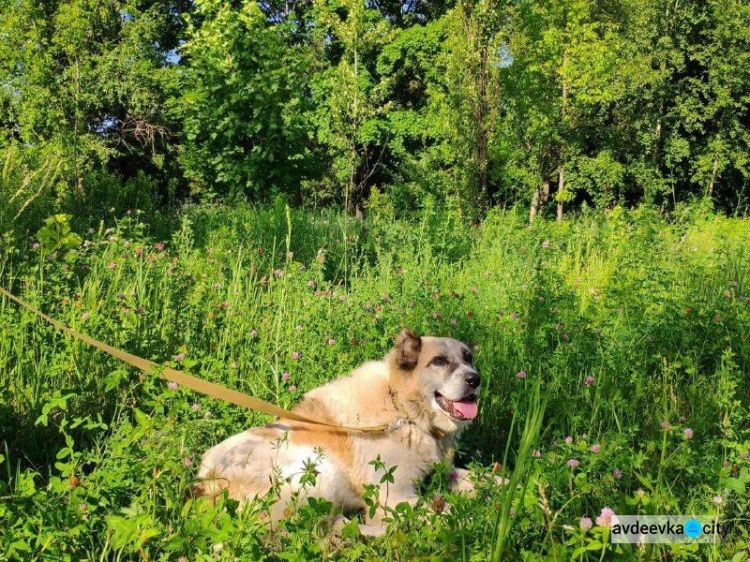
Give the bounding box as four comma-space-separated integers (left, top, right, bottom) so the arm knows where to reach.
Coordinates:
431, 356, 449, 367
463, 350, 473, 364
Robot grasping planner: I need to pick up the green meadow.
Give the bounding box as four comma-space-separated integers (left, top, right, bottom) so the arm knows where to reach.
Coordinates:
0, 201, 748, 560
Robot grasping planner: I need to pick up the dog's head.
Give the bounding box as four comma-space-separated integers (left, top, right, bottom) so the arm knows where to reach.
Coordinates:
388, 328, 480, 434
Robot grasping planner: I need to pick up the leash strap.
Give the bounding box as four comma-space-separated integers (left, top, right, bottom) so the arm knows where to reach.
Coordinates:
0, 286, 391, 434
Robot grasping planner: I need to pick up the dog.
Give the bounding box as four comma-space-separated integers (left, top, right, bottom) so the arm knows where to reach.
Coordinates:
195, 328, 483, 534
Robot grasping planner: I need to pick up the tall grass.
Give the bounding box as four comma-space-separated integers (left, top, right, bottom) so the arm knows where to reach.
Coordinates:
0, 200, 748, 559
492, 381, 547, 561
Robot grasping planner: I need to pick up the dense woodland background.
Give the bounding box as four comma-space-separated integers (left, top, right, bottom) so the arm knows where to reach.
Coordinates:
1, 0, 750, 226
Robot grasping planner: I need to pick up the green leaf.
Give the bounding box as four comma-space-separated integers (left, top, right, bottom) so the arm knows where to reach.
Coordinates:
341, 518, 361, 539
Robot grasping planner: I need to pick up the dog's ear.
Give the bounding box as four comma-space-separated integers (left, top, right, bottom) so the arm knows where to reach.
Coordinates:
394, 328, 422, 370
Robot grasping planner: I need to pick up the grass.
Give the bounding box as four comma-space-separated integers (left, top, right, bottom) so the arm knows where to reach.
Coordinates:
0, 199, 748, 560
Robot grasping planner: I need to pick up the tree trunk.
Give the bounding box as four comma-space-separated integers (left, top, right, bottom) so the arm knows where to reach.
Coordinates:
707, 157, 719, 198
557, 34, 568, 223
346, 144, 356, 214
476, 44, 489, 206
529, 179, 551, 223
653, 118, 662, 166
557, 166, 565, 223
529, 190, 541, 223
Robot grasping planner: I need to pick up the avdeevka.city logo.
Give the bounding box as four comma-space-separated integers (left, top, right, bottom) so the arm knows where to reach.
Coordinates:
684, 518, 703, 538
610, 515, 729, 544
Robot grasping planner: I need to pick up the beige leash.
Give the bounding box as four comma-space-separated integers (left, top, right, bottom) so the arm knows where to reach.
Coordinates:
0, 286, 393, 434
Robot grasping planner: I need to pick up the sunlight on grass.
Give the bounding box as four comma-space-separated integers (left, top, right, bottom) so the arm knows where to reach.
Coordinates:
0, 202, 748, 559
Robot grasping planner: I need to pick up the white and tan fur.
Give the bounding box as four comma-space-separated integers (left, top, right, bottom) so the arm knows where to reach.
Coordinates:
196, 329, 482, 532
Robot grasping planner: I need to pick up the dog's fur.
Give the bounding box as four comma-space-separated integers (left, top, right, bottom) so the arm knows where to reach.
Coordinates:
196, 328, 482, 530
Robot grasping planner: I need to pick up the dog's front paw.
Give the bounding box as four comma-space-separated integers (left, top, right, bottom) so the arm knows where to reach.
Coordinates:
358, 523, 388, 537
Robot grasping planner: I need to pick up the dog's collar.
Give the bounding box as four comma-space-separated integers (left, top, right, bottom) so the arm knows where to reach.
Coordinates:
386, 385, 412, 432
386, 386, 449, 441
384, 417, 409, 432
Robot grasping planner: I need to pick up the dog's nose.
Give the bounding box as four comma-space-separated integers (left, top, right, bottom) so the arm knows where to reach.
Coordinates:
464, 371, 481, 388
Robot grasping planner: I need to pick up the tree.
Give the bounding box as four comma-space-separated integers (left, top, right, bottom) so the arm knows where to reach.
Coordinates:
375, 18, 450, 205
310, 0, 394, 213
503, 0, 573, 221
504, 0, 653, 220
689, 0, 750, 205
436, 0, 504, 213
0, 0, 188, 206
174, 0, 319, 201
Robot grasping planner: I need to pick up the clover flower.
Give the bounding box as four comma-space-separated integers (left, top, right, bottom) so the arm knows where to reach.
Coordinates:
431, 494, 447, 514
596, 507, 615, 527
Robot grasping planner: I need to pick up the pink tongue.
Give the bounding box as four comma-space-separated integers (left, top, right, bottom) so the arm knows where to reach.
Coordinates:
453, 399, 478, 419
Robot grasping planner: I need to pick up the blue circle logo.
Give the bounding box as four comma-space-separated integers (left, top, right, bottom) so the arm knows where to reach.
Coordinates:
684, 518, 702, 538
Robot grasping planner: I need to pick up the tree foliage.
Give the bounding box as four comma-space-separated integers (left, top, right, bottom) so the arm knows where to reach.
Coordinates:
1, 0, 750, 222
0, 0, 187, 194
174, 0, 319, 201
